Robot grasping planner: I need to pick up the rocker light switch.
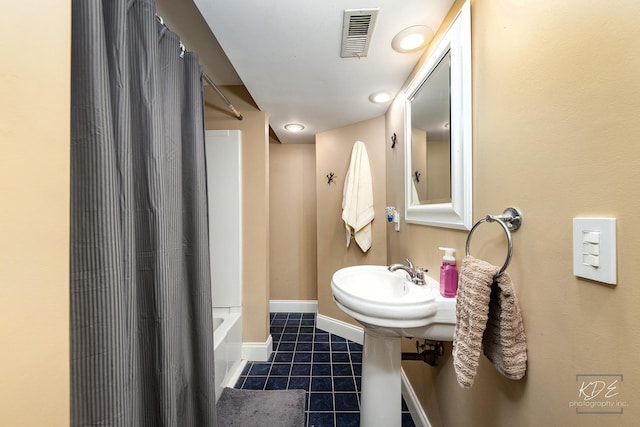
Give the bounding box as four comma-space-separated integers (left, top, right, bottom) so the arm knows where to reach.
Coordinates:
573, 218, 617, 284
582, 231, 600, 244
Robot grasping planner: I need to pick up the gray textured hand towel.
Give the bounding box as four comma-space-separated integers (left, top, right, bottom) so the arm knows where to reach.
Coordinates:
453, 256, 527, 389
482, 271, 527, 380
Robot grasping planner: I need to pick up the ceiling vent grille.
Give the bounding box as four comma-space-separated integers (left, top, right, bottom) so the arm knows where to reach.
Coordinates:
340, 8, 379, 58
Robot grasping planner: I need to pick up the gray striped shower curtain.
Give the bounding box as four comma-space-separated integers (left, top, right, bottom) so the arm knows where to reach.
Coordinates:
70, 0, 217, 425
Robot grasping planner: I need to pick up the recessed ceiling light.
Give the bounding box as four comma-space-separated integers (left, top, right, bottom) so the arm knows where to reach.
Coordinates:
284, 123, 305, 133
391, 25, 434, 53
369, 92, 391, 104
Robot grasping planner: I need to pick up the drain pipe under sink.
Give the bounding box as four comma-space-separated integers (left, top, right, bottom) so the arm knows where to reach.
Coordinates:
401, 339, 444, 366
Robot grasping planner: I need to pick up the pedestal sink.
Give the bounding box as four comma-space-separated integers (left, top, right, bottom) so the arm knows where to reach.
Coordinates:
331, 265, 456, 427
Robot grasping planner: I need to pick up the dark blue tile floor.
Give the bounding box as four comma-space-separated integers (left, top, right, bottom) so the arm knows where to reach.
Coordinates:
234, 312, 416, 427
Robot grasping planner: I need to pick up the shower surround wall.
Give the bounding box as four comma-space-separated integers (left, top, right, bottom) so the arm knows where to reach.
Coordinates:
205, 130, 243, 397
205, 130, 242, 310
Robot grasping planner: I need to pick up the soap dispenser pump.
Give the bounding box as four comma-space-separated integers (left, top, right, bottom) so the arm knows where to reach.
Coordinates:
439, 247, 458, 298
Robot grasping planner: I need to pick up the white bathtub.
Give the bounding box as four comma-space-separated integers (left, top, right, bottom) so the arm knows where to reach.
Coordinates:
212, 309, 243, 401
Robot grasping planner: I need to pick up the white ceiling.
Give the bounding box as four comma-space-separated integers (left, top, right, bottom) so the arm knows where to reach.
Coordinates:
193, 0, 454, 144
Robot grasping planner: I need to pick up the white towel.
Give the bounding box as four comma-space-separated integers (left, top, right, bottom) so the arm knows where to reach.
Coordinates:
342, 141, 375, 252
411, 179, 420, 205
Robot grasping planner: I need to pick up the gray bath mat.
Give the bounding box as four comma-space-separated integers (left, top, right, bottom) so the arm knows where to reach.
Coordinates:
216, 387, 306, 427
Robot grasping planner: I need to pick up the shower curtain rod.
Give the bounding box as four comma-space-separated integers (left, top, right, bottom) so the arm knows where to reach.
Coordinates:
202, 73, 244, 121
155, 14, 243, 121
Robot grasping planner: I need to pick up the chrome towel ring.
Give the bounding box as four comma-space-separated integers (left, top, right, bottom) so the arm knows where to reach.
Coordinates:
465, 207, 523, 275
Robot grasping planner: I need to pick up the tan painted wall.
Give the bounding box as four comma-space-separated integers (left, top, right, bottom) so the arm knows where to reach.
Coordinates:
270, 144, 318, 301
0, 2, 70, 426
316, 117, 388, 324
387, 0, 640, 425
204, 86, 270, 343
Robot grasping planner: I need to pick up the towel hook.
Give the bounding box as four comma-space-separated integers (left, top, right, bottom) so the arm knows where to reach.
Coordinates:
465, 207, 522, 275
327, 172, 336, 184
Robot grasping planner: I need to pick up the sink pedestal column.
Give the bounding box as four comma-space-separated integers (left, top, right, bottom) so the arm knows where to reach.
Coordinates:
360, 328, 402, 427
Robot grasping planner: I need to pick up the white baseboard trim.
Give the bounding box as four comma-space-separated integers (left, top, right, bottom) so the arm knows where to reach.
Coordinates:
269, 300, 318, 313
316, 313, 364, 345
241, 334, 273, 362
401, 369, 432, 427
223, 359, 247, 390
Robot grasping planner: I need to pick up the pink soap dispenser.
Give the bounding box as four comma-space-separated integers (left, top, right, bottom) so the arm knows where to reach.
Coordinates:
439, 247, 458, 298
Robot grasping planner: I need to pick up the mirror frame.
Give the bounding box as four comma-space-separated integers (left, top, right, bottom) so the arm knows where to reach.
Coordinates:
404, 1, 472, 230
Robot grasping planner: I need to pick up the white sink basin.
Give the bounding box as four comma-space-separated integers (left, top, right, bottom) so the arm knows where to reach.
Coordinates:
331, 265, 456, 340
331, 264, 457, 427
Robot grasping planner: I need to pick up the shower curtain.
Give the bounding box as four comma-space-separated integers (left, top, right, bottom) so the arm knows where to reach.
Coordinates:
70, 0, 216, 425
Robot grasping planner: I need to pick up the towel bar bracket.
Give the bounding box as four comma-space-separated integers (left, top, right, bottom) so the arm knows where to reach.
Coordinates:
489, 207, 522, 231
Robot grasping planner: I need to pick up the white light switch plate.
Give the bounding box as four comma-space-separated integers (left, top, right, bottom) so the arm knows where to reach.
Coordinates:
573, 218, 617, 284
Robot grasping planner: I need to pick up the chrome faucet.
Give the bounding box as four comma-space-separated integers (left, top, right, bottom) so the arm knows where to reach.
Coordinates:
388, 258, 427, 285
